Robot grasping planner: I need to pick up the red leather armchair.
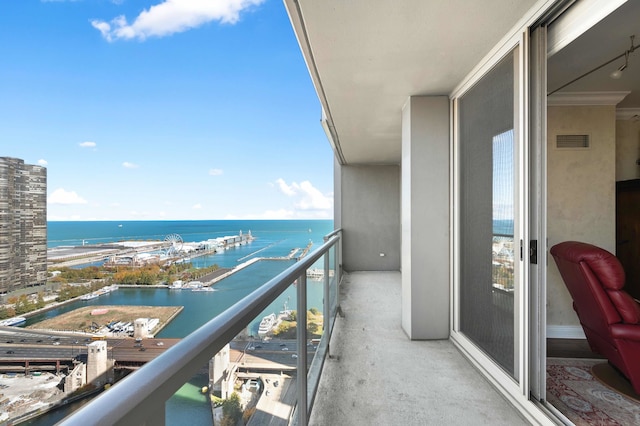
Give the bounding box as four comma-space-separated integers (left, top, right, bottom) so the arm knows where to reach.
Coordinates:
550, 241, 640, 394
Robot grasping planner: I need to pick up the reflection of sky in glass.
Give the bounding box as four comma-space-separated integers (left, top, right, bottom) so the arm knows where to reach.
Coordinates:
493, 129, 514, 228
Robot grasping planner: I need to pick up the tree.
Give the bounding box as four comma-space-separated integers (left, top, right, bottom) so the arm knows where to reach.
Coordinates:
14, 294, 33, 315
0, 305, 15, 320
221, 392, 242, 426
308, 322, 319, 334
36, 293, 46, 309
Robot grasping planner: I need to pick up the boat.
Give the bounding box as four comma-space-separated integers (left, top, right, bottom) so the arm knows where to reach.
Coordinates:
258, 313, 277, 336
80, 284, 118, 300
0, 316, 27, 327
186, 281, 203, 289
192, 287, 215, 292
169, 280, 184, 289
80, 293, 99, 300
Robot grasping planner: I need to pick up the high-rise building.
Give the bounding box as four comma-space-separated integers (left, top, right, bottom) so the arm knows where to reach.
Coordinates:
0, 157, 47, 296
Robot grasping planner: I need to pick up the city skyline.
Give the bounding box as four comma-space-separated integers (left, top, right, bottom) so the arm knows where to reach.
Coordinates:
1, 0, 333, 221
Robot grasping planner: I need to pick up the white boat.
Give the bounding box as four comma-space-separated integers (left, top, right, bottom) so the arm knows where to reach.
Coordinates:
186, 281, 203, 289
192, 287, 215, 292
80, 293, 99, 300
104, 284, 119, 292
258, 313, 277, 336
169, 280, 184, 289
0, 316, 27, 327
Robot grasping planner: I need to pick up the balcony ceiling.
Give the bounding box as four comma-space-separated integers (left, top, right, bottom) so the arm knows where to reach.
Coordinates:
286, 0, 538, 164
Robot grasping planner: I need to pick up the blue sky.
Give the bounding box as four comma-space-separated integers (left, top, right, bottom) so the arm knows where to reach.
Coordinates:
0, 0, 334, 221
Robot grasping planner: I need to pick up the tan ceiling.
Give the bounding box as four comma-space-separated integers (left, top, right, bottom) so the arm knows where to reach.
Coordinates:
286, 0, 538, 164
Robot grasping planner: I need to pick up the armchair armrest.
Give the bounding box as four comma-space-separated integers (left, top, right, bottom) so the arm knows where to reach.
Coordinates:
610, 323, 640, 341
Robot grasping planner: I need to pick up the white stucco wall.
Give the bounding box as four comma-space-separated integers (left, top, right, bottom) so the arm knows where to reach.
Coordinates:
547, 105, 616, 329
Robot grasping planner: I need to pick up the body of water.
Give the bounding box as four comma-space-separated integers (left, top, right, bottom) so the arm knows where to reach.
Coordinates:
25, 219, 333, 425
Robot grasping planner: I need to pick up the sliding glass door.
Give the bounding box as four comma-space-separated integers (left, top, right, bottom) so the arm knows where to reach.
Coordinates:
457, 47, 521, 380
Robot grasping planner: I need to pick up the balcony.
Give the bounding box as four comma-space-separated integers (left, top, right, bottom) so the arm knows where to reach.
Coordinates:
59, 230, 527, 425
308, 271, 527, 425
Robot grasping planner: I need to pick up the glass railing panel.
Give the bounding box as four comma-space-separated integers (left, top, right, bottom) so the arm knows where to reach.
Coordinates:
491, 234, 515, 313
57, 232, 340, 426
218, 296, 299, 426
167, 368, 214, 425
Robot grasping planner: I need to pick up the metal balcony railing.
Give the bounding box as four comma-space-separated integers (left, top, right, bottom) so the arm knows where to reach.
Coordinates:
61, 230, 342, 426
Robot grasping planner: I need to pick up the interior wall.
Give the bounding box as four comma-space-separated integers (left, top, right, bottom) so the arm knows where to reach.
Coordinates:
616, 118, 640, 181
339, 164, 400, 271
547, 105, 617, 329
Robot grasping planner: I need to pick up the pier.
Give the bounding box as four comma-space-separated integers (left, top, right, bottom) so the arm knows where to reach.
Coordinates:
259, 241, 313, 262
193, 241, 315, 288
47, 231, 256, 269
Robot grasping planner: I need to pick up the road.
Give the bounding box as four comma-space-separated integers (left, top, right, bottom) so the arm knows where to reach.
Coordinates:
0, 328, 179, 367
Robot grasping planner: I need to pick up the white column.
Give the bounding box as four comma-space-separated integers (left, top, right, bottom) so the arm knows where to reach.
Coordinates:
401, 96, 450, 339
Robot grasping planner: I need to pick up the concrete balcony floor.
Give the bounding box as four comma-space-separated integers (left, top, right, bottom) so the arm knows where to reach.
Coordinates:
309, 271, 529, 425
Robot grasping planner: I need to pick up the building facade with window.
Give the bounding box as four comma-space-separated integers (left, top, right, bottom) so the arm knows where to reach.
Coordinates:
0, 157, 47, 296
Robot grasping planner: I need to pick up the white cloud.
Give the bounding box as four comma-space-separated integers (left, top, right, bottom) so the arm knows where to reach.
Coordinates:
122, 162, 139, 169
294, 181, 333, 210
225, 179, 334, 220
192, 203, 202, 209
276, 178, 296, 196
79, 141, 96, 148
275, 178, 333, 211
37, 159, 48, 166
91, 0, 265, 42
209, 168, 223, 176
48, 188, 88, 205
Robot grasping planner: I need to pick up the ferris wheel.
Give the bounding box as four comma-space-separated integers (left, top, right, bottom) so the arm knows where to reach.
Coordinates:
164, 233, 183, 257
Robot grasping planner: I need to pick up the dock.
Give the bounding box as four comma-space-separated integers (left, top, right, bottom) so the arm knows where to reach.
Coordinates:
197, 242, 314, 287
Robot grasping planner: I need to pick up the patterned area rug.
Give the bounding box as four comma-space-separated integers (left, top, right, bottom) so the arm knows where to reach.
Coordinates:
547, 358, 640, 425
